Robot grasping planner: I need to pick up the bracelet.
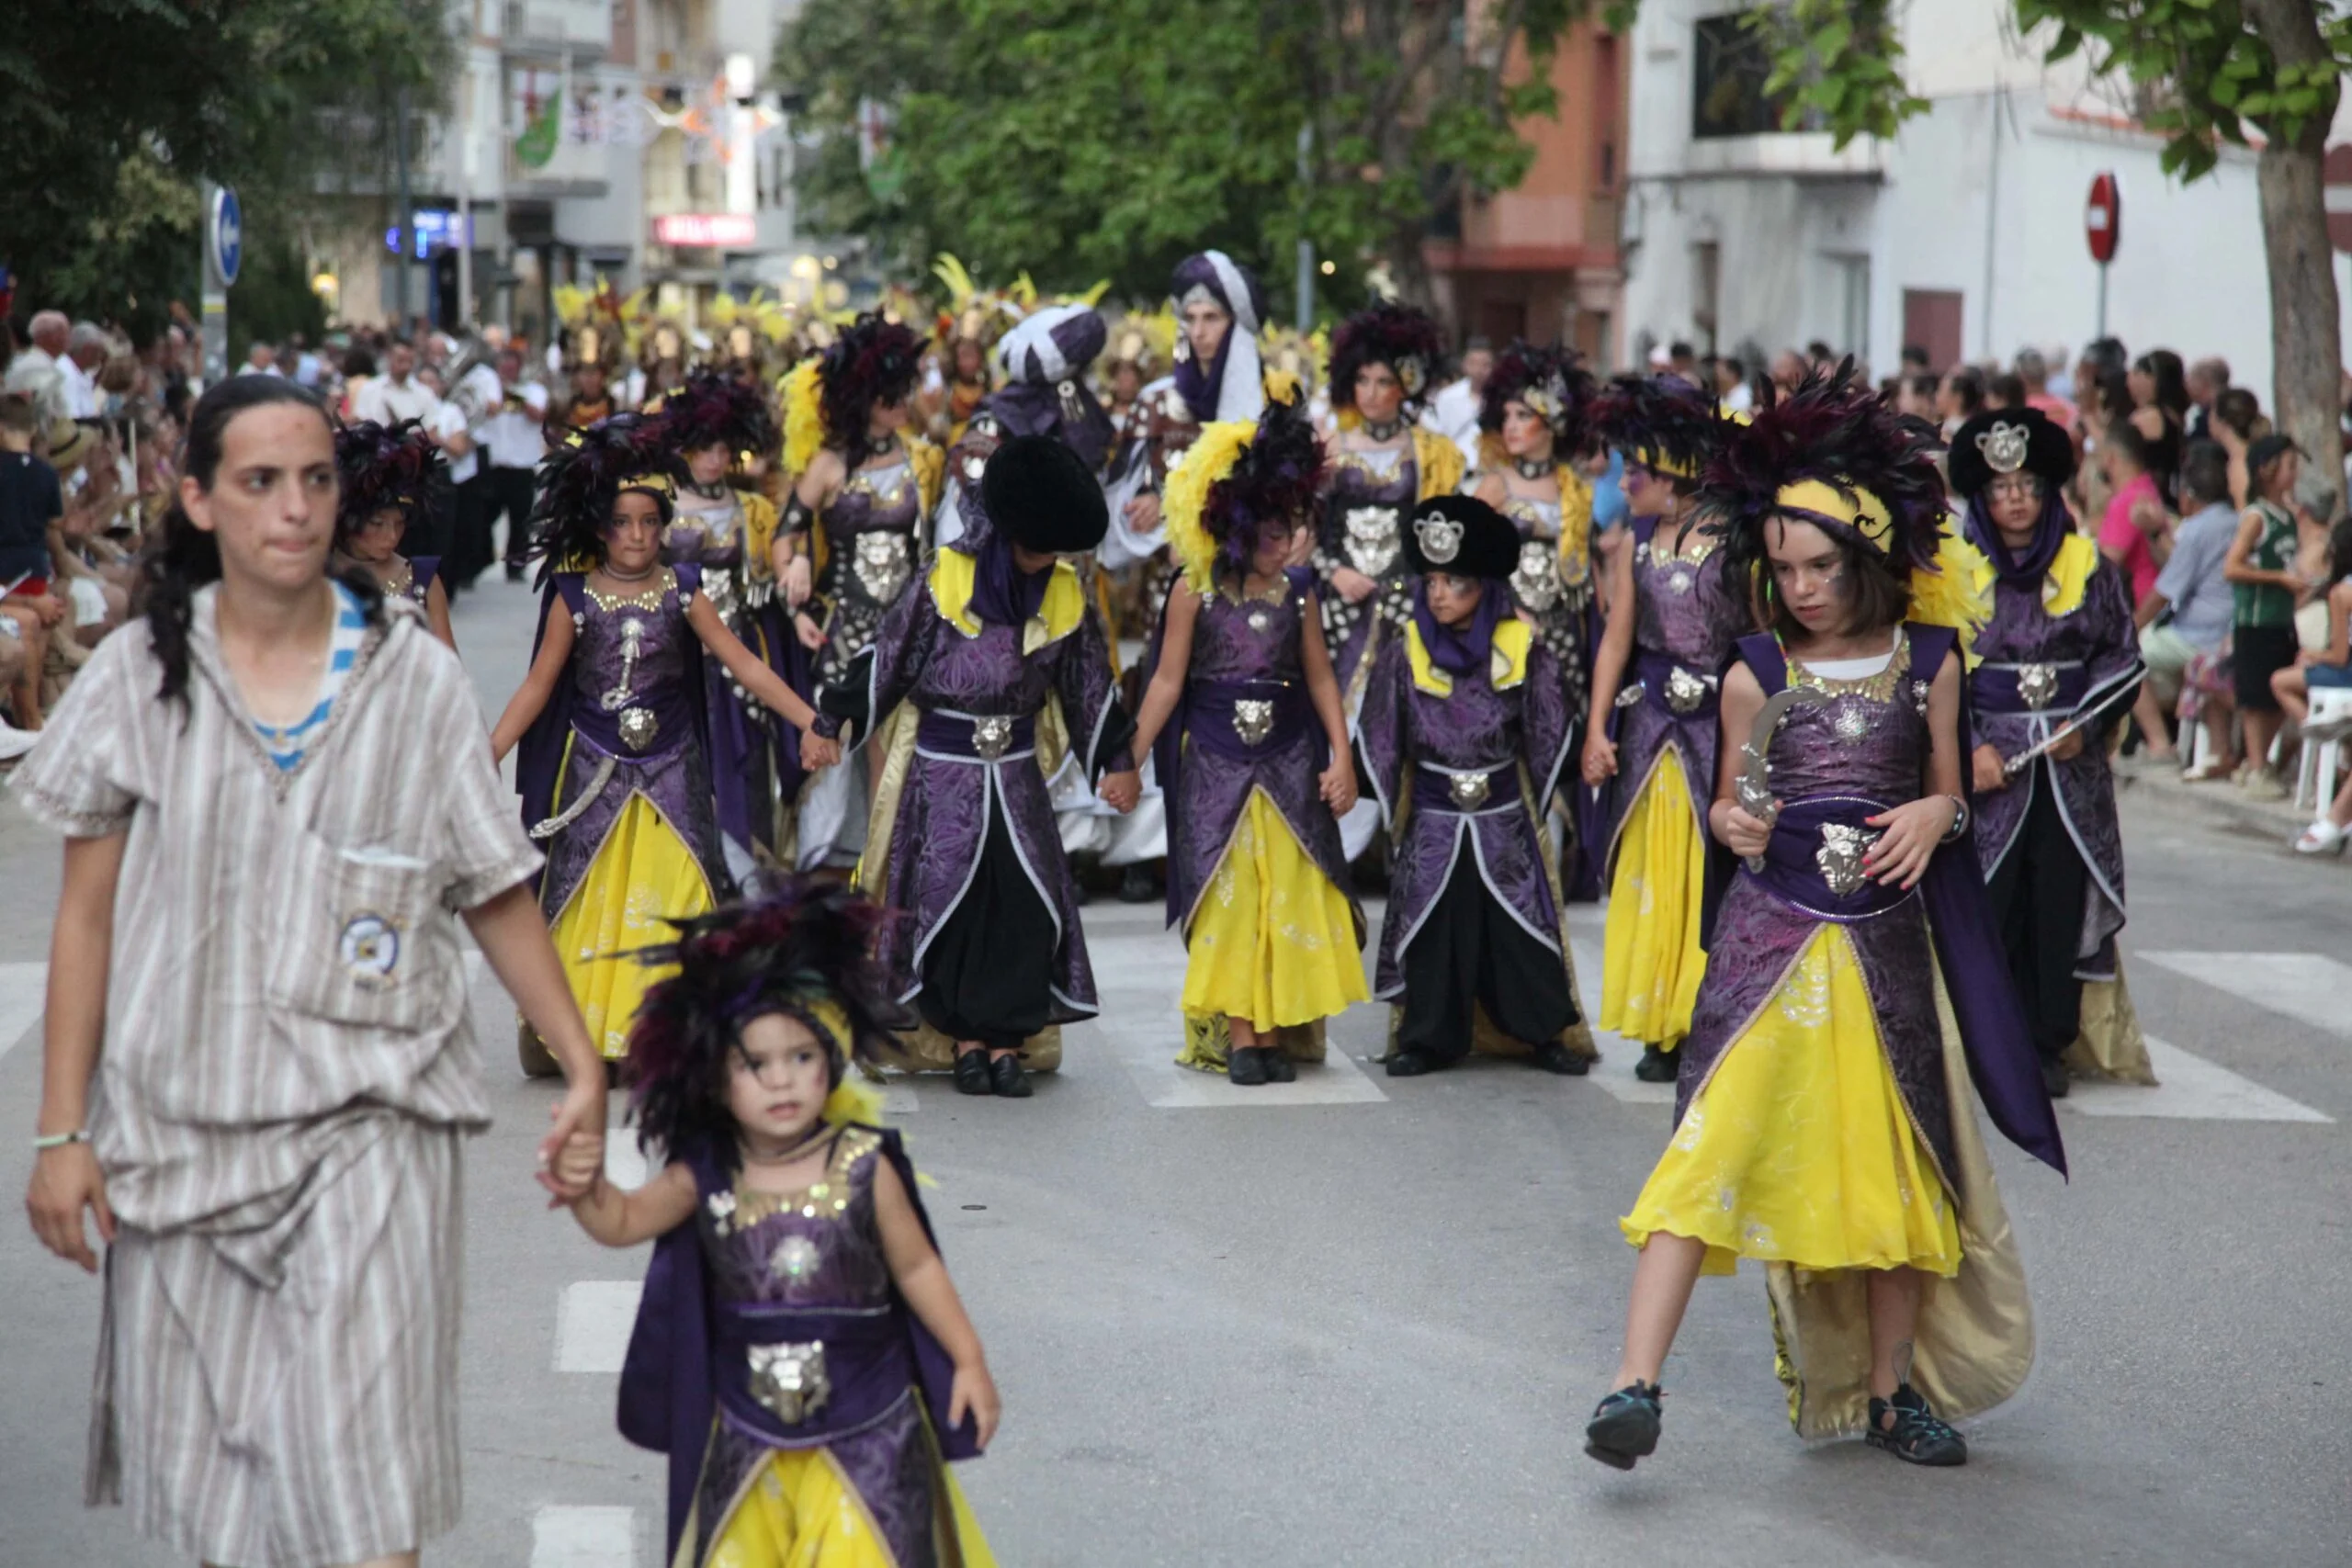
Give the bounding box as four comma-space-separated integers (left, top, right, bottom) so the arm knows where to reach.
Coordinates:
1939, 793, 1971, 843
33, 1129, 90, 1150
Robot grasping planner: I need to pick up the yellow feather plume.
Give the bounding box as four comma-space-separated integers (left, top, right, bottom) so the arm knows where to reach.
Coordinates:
1907, 525, 1996, 668
821, 1074, 887, 1128
781, 357, 826, 477
1162, 420, 1258, 593
932, 254, 978, 307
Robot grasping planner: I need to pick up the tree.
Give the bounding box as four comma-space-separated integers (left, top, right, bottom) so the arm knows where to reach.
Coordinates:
778, 0, 1608, 312
1, 0, 452, 341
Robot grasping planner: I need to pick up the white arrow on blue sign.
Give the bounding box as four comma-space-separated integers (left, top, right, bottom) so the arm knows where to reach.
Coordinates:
209, 186, 243, 288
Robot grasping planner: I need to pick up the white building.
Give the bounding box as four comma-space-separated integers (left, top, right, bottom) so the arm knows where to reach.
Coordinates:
1618, 0, 2352, 399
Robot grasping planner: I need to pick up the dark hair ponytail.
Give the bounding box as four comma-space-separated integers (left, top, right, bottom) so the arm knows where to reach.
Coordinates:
140, 376, 376, 709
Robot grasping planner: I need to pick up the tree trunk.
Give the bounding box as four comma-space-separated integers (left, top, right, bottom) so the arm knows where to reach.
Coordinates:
2246, 0, 2346, 493
1387, 221, 1438, 310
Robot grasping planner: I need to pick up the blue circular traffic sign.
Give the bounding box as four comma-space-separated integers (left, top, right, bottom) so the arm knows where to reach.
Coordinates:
209, 186, 243, 288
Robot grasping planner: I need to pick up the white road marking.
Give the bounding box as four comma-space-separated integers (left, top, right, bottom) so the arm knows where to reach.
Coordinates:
1568, 937, 1677, 1106
2066, 1037, 2332, 1123
555, 1280, 643, 1373
2136, 951, 2352, 1040
529, 1504, 637, 1568
0, 961, 46, 1066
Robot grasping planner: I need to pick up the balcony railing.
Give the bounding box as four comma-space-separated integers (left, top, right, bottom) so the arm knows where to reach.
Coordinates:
506, 133, 611, 197
504, 0, 611, 60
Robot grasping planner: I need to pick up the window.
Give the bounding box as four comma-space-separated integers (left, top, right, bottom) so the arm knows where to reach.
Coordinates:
1690, 241, 1720, 354
1692, 13, 1811, 140
1594, 34, 1621, 191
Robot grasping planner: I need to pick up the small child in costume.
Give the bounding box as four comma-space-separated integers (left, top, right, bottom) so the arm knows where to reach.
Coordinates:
554, 876, 1000, 1568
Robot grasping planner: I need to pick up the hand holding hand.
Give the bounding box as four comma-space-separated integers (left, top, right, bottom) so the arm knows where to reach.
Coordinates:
794, 612, 827, 651
1581, 732, 1619, 787
1319, 759, 1358, 817
537, 1078, 607, 1205
1331, 567, 1377, 604
1123, 491, 1162, 535
801, 732, 842, 772
26, 1142, 113, 1273
1971, 742, 2008, 793
1099, 770, 1142, 814
553, 1130, 605, 1196
783, 554, 813, 608
948, 1360, 1001, 1449
1862, 796, 1958, 889
1721, 802, 1774, 860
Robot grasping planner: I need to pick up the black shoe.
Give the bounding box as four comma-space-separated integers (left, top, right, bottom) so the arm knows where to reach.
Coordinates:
988, 1053, 1034, 1099
1385, 1048, 1439, 1078
2041, 1055, 2071, 1099
1634, 1044, 1679, 1083
1584, 1381, 1664, 1470
1866, 1383, 1968, 1467
952, 1051, 993, 1097
1227, 1046, 1269, 1087
1261, 1048, 1296, 1083
504, 561, 526, 582
1532, 1042, 1589, 1076
1116, 864, 1158, 903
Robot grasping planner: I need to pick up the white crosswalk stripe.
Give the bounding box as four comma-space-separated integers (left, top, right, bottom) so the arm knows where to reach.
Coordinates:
1566, 935, 1676, 1105
529, 1504, 638, 1568
2135, 951, 2352, 1040
0, 961, 45, 1066
2065, 1037, 2331, 1122
554, 1280, 643, 1374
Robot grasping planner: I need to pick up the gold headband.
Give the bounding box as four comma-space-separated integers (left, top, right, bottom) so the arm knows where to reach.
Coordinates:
619, 470, 677, 499
1775, 478, 1894, 550
798, 995, 852, 1057
1638, 446, 1698, 481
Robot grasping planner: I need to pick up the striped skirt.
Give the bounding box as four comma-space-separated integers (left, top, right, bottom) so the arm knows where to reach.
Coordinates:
91, 1115, 466, 1567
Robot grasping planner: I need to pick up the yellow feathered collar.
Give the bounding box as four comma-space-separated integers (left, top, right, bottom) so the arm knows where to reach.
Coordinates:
928, 547, 1085, 653
1407, 615, 1532, 697
1908, 528, 2098, 669
1162, 418, 1257, 593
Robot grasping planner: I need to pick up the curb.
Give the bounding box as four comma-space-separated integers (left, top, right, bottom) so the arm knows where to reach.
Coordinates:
2114, 764, 2343, 862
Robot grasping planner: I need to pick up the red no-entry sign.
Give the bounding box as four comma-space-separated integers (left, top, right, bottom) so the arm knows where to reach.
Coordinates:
2086, 173, 2120, 265
2325, 145, 2352, 254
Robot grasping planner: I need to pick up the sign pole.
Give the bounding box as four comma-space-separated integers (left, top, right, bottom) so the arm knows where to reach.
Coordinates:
2096, 261, 2109, 341
200, 182, 242, 389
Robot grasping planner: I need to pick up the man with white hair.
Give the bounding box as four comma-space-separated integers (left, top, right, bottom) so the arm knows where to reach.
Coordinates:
59, 322, 107, 419
3, 311, 71, 426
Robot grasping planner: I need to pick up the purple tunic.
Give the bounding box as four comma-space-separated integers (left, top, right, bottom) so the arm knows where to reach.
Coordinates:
1357, 632, 1576, 998
1966, 559, 2141, 979
1598, 518, 1745, 867
1684, 626, 2065, 1180
1159, 568, 1358, 937
665, 490, 792, 853
815, 449, 926, 686
616, 1127, 980, 1567
1315, 444, 1419, 693
814, 549, 1131, 1021
524, 567, 730, 919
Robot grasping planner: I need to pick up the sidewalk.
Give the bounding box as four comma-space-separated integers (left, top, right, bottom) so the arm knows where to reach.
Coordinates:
2114, 755, 2344, 862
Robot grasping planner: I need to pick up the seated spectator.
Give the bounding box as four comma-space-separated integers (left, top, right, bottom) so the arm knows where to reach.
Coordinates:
40, 422, 126, 649
2225, 434, 2308, 800
0, 614, 32, 758
0, 394, 67, 729
2132, 441, 2238, 769
2275, 518, 2352, 727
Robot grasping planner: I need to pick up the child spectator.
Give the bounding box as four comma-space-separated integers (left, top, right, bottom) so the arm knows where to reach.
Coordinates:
2225, 434, 2308, 800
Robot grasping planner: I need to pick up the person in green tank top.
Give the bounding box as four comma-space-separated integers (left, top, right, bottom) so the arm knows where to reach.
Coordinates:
2224, 434, 2308, 799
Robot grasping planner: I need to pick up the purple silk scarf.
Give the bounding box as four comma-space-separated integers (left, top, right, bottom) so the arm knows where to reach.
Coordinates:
1962, 491, 2069, 590
1411, 580, 1507, 676
966, 532, 1051, 628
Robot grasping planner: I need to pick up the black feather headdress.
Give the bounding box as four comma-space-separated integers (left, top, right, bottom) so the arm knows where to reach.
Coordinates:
1588, 374, 1729, 483
1479, 341, 1597, 451
1329, 301, 1447, 412
333, 419, 448, 541
1700, 359, 1948, 572
657, 369, 778, 460
625, 877, 898, 1172
527, 412, 684, 572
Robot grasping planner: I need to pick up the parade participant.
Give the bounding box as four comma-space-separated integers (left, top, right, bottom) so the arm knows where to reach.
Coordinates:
1357, 494, 1595, 1077
1947, 406, 2149, 1094
1317, 301, 1463, 699
491, 414, 823, 1066
17, 375, 607, 1567
553, 879, 998, 1568
1470, 341, 1598, 695
941, 303, 1114, 549
1580, 375, 1745, 1083
777, 313, 944, 870
657, 371, 794, 876
556, 337, 620, 430
332, 417, 458, 648
804, 435, 1139, 1099
1584, 367, 2064, 1473
1127, 394, 1365, 1084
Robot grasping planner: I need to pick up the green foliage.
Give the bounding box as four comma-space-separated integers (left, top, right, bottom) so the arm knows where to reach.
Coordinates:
1746, 0, 1930, 146
2018, 0, 2348, 175
1, 0, 452, 341
779, 0, 1591, 311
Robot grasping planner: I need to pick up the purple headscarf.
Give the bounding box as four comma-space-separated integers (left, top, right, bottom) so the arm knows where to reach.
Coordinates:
1962, 488, 2070, 589
1411, 578, 1506, 678
965, 525, 1051, 627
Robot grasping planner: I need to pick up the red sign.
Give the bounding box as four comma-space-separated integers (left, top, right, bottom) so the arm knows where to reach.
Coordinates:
2085, 173, 2120, 265
2325, 145, 2352, 254
653, 212, 756, 249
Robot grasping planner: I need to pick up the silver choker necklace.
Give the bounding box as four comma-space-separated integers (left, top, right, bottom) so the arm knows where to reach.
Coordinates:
1361, 415, 1406, 443
1512, 456, 1557, 480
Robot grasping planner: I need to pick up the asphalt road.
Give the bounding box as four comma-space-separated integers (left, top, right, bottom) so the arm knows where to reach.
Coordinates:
1, 575, 2346, 1566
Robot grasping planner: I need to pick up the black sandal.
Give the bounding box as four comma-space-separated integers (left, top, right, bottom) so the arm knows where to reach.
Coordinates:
1865, 1383, 1968, 1467
1261, 1048, 1296, 1083
1227, 1046, 1269, 1087
952, 1051, 993, 1097
1583, 1381, 1664, 1470
987, 1053, 1034, 1099
1634, 1044, 1678, 1083
1384, 1048, 1438, 1078
1531, 1042, 1589, 1076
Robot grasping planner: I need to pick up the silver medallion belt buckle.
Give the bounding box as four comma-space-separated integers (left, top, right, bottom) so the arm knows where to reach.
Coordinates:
748, 1340, 831, 1425
1664, 665, 1711, 715
1233, 697, 1275, 746
2017, 662, 2059, 709
1448, 771, 1492, 810
1815, 821, 1883, 897
971, 715, 1013, 761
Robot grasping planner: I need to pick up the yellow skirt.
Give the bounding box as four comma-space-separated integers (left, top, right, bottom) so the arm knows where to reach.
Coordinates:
1620, 924, 1962, 1279
1600, 749, 1708, 1051
695, 1448, 996, 1568
1177, 789, 1367, 1035
549, 792, 718, 1060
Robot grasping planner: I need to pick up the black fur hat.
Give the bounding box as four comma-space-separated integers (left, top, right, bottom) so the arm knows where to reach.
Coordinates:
979, 433, 1111, 554
1402, 493, 1521, 581
1946, 406, 2076, 498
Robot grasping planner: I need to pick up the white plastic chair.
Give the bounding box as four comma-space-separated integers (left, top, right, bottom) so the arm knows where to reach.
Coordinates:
2293, 685, 2352, 808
